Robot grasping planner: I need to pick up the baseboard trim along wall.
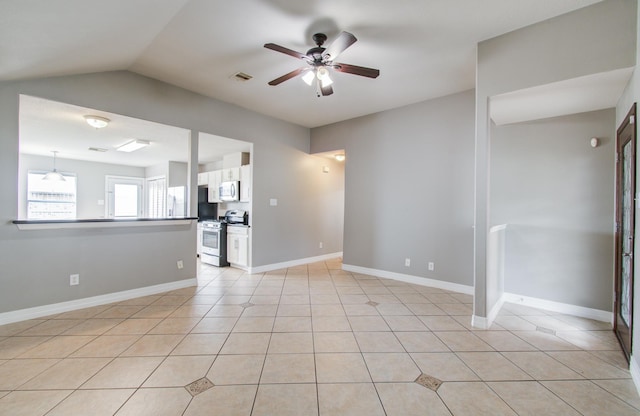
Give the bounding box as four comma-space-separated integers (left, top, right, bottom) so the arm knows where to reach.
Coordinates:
630, 355, 640, 397
341, 264, 474, 295
249, 252, 343, 274
472, 293, 507, 329
0, 278, 197, 326
502, 292, 613, 323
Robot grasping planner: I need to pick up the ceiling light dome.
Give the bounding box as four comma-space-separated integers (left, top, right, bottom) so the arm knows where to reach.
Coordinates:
84, 115, 110, 129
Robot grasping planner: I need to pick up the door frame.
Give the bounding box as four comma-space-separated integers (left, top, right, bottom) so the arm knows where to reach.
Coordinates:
614, 103, 637, 362
105, 175, 145, 218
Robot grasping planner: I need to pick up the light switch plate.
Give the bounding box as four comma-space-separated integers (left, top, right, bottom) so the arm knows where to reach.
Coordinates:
270, 198, 278, 206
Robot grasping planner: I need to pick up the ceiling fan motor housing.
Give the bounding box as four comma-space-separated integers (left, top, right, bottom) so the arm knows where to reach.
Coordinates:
308, 33, 328, 62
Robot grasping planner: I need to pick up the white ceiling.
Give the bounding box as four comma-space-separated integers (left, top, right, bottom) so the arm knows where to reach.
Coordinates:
490, 67, 635, 125
1, 0, 606, 129
19, 95, 251, 167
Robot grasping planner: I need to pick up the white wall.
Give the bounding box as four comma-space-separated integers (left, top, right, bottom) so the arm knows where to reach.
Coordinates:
616, 0, 640, 387
311, 89, 475, 287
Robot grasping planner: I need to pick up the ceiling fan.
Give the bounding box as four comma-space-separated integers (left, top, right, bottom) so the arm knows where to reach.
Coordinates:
264, 31, 380, 97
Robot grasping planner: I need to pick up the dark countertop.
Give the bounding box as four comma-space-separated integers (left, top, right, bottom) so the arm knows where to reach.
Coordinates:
13, 217, 198, 225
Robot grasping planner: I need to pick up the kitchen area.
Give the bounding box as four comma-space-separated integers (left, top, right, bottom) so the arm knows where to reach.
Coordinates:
196, 150, 252, 270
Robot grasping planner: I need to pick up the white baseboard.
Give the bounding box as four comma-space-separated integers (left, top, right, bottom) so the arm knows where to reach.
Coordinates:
471, 315, 489, 329
502, 292, 613, 323
630, 355, 640, 397
0, 278, 197, 326
487, 293, 505, 328
341, 264, 474, 295
249, 252, 343, 274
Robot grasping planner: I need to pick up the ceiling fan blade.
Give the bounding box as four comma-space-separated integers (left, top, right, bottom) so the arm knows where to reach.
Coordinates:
268, 68, 307, 86
322, 31, 357, 61
264, 43, 308, 60
320, 84, 334, 96
333, 62, 380, 78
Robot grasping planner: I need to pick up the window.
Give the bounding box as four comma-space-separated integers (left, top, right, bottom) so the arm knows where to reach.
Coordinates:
27, 170, 77, 219
106, 176, 144, 218
147, 176, 167, 218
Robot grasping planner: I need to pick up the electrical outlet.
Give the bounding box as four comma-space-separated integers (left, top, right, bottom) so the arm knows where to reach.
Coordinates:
177, 260, 184, 270
70, 274, 79, 286
405, 258, 411, 267
428, 262, 435, 271
319, 242, 323, 249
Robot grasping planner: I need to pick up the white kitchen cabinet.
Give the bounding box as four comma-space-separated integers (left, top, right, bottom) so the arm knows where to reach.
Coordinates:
223, 152, 250, 168
221, 167, 240, 182
207, 170, 222, 202
227, 226, 249, 267
240, 164, 251, 202
197, 172, 209, 186
197, 222, 203, 256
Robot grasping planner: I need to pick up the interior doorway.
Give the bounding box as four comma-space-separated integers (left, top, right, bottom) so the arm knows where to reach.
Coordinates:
614, 103, 637, 362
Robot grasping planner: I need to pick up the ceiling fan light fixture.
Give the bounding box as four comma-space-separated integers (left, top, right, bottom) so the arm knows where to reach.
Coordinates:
302, 70, 315, 86
84, 115, 110, 129
116, 139, 150, 153
316, 66, 329, 80
320, 75, 333, 88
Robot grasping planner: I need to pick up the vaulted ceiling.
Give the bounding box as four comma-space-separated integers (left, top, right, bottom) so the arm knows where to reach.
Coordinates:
1, 0, 604, 128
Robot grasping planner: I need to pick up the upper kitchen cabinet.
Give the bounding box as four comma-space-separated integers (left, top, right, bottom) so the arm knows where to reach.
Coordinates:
208, 170, 222, 203
240, 164, 251, 202
221, 152, 249, 182
197, 172, 209, 186
223, 152, 250, 168
221, 167, 240, 182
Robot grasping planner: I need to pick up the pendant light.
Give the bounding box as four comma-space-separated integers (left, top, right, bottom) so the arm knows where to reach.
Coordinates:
42, 151, 65, 181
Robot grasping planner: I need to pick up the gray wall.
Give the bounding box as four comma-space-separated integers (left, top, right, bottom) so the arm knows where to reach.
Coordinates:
19, 154, 146, 219
0, 70, 343, 314
168, 161, 188, 188
475, 0, 637, 317
490, 109, 616, 311
616, 0, 640, 380
311, 89, 475, 286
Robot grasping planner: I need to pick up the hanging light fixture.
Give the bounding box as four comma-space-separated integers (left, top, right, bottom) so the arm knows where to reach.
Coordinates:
302, 70, 315, 86
42, 151, 65, 181
301, 66, 333, 88
316, 67, 333, 87
84, 115, 110, 129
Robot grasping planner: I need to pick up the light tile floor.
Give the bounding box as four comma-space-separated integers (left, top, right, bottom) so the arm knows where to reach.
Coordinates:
0, 259, 639, 415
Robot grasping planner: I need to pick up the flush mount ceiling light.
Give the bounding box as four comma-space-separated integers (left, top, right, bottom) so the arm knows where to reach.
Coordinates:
116, 139, 150, 152
42, 151, 65, 181
84, 115, 110, 129
335, 154, 345, 162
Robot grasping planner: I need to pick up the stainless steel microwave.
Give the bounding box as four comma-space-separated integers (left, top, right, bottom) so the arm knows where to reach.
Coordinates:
219, 180, 240, 202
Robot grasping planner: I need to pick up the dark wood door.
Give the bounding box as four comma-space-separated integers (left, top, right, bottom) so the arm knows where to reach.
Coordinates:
615, 103, 637, 362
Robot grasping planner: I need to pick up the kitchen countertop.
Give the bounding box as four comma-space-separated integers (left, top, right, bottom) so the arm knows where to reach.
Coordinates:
12, 217, 197, 230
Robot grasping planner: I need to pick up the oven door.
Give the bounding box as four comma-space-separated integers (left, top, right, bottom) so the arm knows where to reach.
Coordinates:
202, 227, 220, 256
